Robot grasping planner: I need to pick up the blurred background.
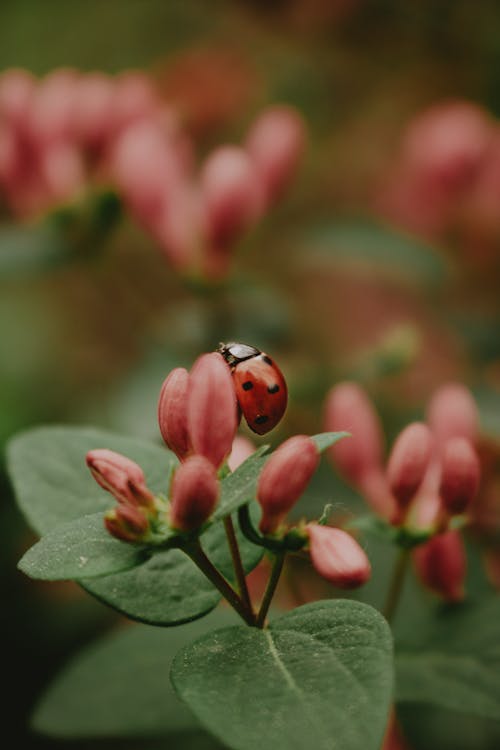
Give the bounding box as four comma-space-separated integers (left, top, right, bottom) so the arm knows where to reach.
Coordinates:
2, 1, 500, 748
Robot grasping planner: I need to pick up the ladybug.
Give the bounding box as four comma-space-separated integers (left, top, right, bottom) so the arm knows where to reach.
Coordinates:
218, 342, 288, 435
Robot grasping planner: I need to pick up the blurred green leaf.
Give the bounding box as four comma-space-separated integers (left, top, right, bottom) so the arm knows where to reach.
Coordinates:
7, 425, 175, 534
396, 595, 500, 718
0, 222, 70, 278
18, 512, 147, 579
304, 220, 448, 285
171, 600, 393, 750
310, 430, 350, 452
32, 607, 238, 739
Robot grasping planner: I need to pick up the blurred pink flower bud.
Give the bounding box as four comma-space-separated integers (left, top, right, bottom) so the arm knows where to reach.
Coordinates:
40, 141, 86, 204
169, 455, 219, 531
357, 467, 396, 521
187, 352, 238, 468
111, 120, 182, 224
413, 530, 466, 601
104, 504, 149, 542
307, 523, 371, 588
439, 437, 480, 515
402, 101, 492, 191
324, 382, 384, 486
245, 105, 306, 206
200, 145, 263, 247
257, 435, 319, 534
157, 367, 191, 460
111, 71, 159, 132
387, 423, 433, 518
73, 72, 115, 148
227, 435, 255, 471
426, 383, 479, 447
0, 68, 35, 128
28, 69, 79, 145
86, 449, 154, 509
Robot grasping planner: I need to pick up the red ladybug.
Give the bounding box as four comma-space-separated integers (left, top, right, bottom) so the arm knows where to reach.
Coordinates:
218, 342, 288, 435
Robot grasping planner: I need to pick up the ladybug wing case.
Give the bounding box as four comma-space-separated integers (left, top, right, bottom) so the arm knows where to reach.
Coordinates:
232, 356, 288, 435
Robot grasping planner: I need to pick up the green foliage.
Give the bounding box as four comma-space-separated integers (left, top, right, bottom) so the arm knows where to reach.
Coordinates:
171, 600, 393, 750
396, 595, 500, 719
306, 220, 448, 286
17, 512, 147, 579
7, 425, 176, 535
32, 608, 238, 739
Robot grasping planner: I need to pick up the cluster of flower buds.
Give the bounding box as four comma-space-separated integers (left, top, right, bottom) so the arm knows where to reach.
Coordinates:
1, 66, 305, 281
0, 67, 164, 218
255, 434, 371, 589
112, 103, 306, 279
324, 380, 481, 601
86, 448, 157, 542
375, 99, 500, 266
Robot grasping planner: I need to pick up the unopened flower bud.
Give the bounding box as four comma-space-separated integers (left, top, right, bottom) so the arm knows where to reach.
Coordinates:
104, 504, 149, 542
245, 105, 306, 206
439, 437, 480, 515
306, 523, 371, 588
169, 455, 219, 531
227, 435, 255, 471
257, 435, 319, 534
158, 367, 191, 460
413, 530, 466, 602
387, 423, 433, 518
187, 352, 238, 468
200, 145, 263, 247
427, 383, 478, 447
324, 382, 384, 486
86, 449, 154, 509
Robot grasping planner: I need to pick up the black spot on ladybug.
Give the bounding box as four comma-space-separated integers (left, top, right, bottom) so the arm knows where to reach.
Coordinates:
262, 355, 273, 366
254, 415, 269, 425
242, 381, 254, 391
267, 384, 280, 394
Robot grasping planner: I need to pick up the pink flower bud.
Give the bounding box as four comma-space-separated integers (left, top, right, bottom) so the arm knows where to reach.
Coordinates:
111, 72, 159, 132
187, 353, 238, 468
324, 382, 384, 486
157, 367, 191, 460
306, 524, 371, 588
104, 504, 149, 542
0, 68, 35, 128
413, 530, 466, 601
28, 69, 79, 145
200, 145, 263, 247
439, 437, 480, 515
169, 455, 219, 531
245, 105, 306, 206
426, 383, 479, 447
386, 423, 433, 516
257, 435, 319, 534
73, 72, 115, 148
227, 435, 255, 471
86, 449, 154, 509
39, 141, 85, 203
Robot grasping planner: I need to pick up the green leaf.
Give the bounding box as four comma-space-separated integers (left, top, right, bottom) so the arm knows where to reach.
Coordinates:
8, 426, 262, 625
305, 220, 447, 286
213, 445, 269, 519
171, 600, 393, 750
82, 506, 262, 626
0, 222, 70, 278
17, 512, 147, 580
311, 431, 349, 453
396, 595, 500, 718
7, 425, 176, 535
33, 608, 238, 739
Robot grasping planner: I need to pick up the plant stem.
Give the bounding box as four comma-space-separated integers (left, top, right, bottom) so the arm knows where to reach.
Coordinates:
184, 540, 255, 626
256, 552, 285, 628
383, 548, 410, 624
223, 516, 254, 617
